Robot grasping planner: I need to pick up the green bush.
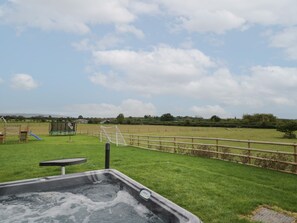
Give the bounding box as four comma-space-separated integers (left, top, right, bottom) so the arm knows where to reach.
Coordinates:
254, 153, 290, 171
276, 121, 297, 138
191, 145, 215, 158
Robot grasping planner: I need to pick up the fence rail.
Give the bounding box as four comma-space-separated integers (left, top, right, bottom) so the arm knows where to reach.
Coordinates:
119, 133, 297, 174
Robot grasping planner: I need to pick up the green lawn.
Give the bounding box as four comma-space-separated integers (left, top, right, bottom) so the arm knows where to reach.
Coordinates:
0, 135, 296, 223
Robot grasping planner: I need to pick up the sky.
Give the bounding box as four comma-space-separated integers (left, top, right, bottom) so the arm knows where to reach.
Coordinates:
0, 0, 297, 119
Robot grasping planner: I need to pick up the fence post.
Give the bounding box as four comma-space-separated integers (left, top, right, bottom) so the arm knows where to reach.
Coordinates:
138, 136, 140, 146
105, 142, 110, 169
248, 140, 251, 164
148, 136, 150, 149
294, 143, 297, 174
174, 137, 176, 153
192, 137, 194, 149
159, 136, 162, 150
216, 139, 219, 158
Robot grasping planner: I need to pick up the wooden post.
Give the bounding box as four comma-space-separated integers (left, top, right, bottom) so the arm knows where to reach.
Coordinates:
248, 140, 251, 164
138, 135, 140, 146
147, 136, 150, 148
159, 137, 162, 150
3, 125, 6, 143
18, 125, 21, 143
294, 143, 297, 174
216, 139, 219, 158
174, 137, 176, 153
25, 131, 29, 142
192, 137, 194, 149
0, 134, 4, 144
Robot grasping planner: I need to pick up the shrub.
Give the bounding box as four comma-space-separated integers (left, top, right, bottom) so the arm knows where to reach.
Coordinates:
221, 147, 232, 161
239, 150, 250, 164
254, 153, 290, 171
175, 143, 188, 154
191, 145, 214, 158
254, 153, 276, 169
276, 121, 297, 138
274, 154, 290, 171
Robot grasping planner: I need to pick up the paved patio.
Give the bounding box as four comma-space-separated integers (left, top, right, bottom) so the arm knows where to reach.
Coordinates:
251, 207, 295, 223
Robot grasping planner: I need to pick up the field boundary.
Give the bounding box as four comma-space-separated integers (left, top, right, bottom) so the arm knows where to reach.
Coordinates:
98, 132, 297, 174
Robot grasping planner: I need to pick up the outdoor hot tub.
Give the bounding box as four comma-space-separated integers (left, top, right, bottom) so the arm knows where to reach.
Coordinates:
0, 169, 202, 222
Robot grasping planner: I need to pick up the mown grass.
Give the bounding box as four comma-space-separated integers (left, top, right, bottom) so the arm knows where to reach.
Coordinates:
0, 135, 296, 223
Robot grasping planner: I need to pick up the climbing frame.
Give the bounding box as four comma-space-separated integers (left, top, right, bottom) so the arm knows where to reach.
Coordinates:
0, 124, 29, 143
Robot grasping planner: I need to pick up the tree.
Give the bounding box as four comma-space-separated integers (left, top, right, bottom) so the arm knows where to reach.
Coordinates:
78, 115, 83, 119
116, 113, 125, 124
210, 115, 221, 122
276, 121, 297, 138
242, 113, 277, 128
160, 113, 174, 122
242, 113, 276, 123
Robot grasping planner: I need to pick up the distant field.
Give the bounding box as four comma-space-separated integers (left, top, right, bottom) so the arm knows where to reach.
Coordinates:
118, 125, 296, 142
1, 122, 296, 173
3, 123, 295, 153
3, 122, 294, 141
1, 122, 296, 153
0, 135, 296, 223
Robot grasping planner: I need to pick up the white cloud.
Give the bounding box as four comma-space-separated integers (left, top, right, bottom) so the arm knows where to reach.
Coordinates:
129, 1, 159, 15
1, 0, 297, 38
0, 0, 136, 34
10, 74, 39, 90
72, 35, 122, 51
3, 0, 296, 35
158, 0, 297, 33
90, 46, 215, 94
65, 99, 156, 117
191, 105, 227, 118
89, 46, 219, 96
90, 47, 216, 98
186, 66, 297, 107
120, 99, 156, 116
89, 46, 297, 108
243, 66, 297, 105
116, 24, 145, 39
269, 27, 297, 60
178, 10, 246, 34
183, 68, 242, 105
0, 77, 3, 84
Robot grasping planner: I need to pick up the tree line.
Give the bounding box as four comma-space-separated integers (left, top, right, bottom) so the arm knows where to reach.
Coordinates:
2, 113, 297, 138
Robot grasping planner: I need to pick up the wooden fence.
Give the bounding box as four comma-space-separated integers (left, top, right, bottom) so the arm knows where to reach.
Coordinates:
120, 134, 297, 174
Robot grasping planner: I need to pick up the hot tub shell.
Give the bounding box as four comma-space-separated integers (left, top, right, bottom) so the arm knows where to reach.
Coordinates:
0, 169, 202, 223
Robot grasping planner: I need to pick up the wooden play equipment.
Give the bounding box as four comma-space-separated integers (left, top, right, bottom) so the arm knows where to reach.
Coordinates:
0, 117, 29, 143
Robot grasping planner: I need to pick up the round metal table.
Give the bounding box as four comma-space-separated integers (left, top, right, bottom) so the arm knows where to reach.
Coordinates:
39, 158, 87, 175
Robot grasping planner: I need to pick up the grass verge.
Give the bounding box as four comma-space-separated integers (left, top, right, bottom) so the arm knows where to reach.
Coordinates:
0, 135, 296, 223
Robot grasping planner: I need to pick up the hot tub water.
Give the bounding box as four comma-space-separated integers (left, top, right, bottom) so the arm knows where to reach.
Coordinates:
0, 169, 202, 223
0, 183, 164, 223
